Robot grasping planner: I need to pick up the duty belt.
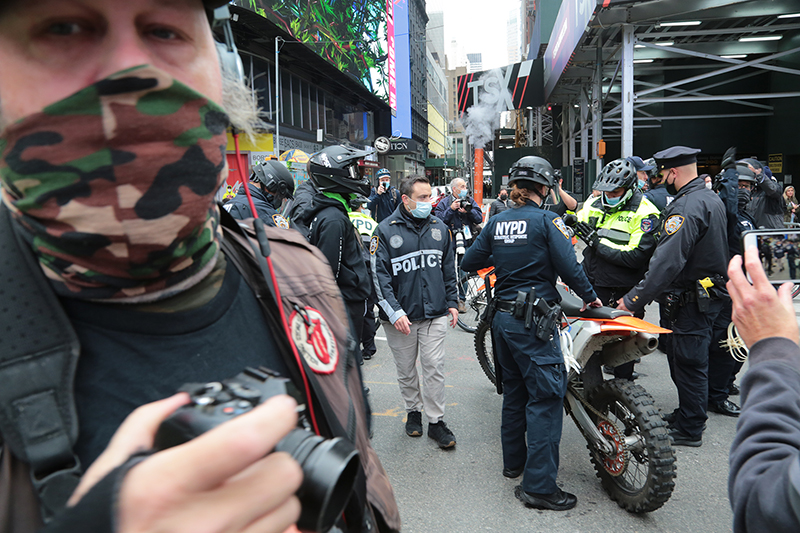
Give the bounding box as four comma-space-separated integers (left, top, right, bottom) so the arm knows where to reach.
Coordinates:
495, 300, 517, 313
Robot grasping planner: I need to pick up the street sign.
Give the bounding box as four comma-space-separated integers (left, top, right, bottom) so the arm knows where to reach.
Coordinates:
769, 153, 783, 174
375, 136, 391, 154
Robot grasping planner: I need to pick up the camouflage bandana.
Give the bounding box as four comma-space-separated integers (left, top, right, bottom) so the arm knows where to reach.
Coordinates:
0, 65, 229, 302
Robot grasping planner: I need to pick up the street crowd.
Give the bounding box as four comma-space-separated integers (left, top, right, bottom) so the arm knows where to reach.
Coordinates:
0, 1, 799, 533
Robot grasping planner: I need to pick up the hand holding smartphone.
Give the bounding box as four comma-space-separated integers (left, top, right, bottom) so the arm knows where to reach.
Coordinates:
741, 228, 800, 285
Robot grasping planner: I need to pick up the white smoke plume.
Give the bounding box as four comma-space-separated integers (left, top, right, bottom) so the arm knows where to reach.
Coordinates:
460, 68, 513, 150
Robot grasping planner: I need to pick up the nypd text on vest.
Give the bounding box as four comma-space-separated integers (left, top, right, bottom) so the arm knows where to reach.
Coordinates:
494, 220, 528, 244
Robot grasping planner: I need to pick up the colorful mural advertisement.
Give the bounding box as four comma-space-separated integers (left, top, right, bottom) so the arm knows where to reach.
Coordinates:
233, 0, 395, 111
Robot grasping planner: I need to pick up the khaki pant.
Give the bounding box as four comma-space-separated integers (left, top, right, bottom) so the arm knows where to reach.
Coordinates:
383, 316, 449, 424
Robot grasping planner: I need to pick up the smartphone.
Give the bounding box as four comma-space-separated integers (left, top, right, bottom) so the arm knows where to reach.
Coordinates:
741, 228, 800, 285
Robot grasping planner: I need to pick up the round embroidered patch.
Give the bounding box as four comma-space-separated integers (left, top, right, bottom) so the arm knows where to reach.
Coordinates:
665, 215, 684, 235
289, 307, 338, 374
390, 234, 404, 249
272, 214, 290, 229
640, 215, 657, 234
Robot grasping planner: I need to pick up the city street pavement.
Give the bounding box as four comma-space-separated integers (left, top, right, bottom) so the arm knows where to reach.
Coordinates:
362, 302, 744, 533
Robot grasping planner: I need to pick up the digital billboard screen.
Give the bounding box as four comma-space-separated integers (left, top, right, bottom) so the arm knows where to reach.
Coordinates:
233, 0, 394, 110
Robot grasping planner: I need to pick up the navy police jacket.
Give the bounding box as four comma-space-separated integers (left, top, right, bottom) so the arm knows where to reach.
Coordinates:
623, 177, 728, 313
225, 184, 289, 228
371, 205, 458, 323
461, 199, 596, 304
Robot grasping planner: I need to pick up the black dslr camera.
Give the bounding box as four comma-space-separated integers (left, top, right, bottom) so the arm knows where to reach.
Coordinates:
155, 367, 360, 533
461, 196, 473, 211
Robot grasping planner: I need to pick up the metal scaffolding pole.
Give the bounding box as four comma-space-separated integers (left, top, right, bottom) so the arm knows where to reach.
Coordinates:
580, 89, 589, 160
561, 107, 569, 167
621, 24, 634, 158
535, 108, 543, 147
527, 108, 534, 147
593, 44, 604, 171
568, 104, 576, 164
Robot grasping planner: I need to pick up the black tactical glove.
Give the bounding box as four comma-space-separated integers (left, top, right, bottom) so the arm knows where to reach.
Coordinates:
574, 221, 598, 248
721, 146, 737, 170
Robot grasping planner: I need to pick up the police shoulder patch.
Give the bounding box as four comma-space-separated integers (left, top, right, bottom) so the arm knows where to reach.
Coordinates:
389, 234, 404, 249
272, 214, 290, 229
640, 215, 657, 234
665, 215, 685, 235
552, 217, 570, 239
369, 235, 379, 255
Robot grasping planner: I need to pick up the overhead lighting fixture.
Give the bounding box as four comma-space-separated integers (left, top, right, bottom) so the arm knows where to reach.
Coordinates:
658, 21, 701, 27
633, 59, 654, 64
778, 13, 800, 19
655, 41, 675, 46
739, 35, 783, 42
721, 54, 748, 59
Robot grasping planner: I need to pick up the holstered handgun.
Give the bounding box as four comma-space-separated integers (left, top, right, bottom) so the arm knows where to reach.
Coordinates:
524, 287, 536, 330
513, 291, 527, 320
534, 299, 561, 342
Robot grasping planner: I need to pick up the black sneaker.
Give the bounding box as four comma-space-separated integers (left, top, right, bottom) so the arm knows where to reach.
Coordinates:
405, 411, 422, 437
428, 421, 456, 449
515, 486, 577, 511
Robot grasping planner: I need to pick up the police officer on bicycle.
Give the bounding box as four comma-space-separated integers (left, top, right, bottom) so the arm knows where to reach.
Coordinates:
462, 156, 600, 511
618, 146, 729, 447
573, 158, 660, 380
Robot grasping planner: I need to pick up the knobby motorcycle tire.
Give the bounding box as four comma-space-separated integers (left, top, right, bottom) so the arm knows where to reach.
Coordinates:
587, 379, 676, 513
474, 320, 496, 384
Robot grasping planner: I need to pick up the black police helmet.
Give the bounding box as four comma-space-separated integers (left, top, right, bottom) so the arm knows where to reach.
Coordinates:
507, 156, 555, 190
252, 160, 295, 199
594, 159, 637, 192
736, 163, 757, 183
308, 145, 372, 197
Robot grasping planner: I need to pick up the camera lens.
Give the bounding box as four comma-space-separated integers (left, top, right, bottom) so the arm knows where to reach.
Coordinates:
275, 429, 360, 532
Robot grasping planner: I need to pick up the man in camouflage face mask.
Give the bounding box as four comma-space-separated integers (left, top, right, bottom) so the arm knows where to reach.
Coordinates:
0, 2, 380, 533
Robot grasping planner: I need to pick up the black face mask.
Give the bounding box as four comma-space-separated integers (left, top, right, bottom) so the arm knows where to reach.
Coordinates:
499, 194, 508, 201
738, 188, 751, 211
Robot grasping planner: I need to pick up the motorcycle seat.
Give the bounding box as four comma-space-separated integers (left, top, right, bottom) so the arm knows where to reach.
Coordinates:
556, 285, 633, 319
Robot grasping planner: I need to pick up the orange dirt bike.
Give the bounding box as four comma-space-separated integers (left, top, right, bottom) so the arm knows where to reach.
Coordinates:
474, 272, 677, 513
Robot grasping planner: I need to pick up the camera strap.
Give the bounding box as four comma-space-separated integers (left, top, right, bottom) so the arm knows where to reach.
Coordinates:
0, 204, 82, 523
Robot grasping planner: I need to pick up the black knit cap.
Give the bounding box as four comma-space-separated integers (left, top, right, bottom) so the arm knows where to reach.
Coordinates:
653, 146, 702, 171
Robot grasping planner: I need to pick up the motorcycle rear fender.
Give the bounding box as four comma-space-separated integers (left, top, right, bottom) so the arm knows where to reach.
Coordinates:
569, 320, 666, 370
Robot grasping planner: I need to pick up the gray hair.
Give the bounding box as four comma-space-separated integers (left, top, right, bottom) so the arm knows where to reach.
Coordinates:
450, 177, 466, 189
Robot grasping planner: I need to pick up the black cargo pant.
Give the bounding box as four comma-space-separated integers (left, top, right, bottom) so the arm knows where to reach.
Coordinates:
659, 297, 724, 439
708, 298, 737, 404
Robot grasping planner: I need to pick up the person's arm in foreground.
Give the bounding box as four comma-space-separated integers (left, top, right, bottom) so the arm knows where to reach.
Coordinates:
43, 394, 303, 533
727, 246, 800, 533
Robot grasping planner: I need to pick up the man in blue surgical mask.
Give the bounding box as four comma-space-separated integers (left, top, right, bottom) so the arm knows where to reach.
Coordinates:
370, 175, 460, 449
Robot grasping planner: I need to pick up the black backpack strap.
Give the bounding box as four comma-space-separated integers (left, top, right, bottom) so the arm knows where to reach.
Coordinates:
0, 204, 82, 522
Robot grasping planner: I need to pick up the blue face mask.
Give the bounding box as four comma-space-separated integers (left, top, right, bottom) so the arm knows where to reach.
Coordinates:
638, 179, 646, 189
458, 189, 468, 199
604, 193, 622, 206
411, 200, 432, 219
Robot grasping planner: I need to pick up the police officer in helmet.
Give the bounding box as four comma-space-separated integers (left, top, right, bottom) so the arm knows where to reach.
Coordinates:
462, 155, 600, 511
306, 145, 374, 347
574, 158, 660, 380
225, 159, 294, 227
618, 146, 729, 447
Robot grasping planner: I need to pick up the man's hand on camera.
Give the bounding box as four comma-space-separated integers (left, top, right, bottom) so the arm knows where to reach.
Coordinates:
74, 394, 304, 533
450, 200, 461, 211
727, 246, 800, 348
67, 393, 191, 506
574, 221, 598, 248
